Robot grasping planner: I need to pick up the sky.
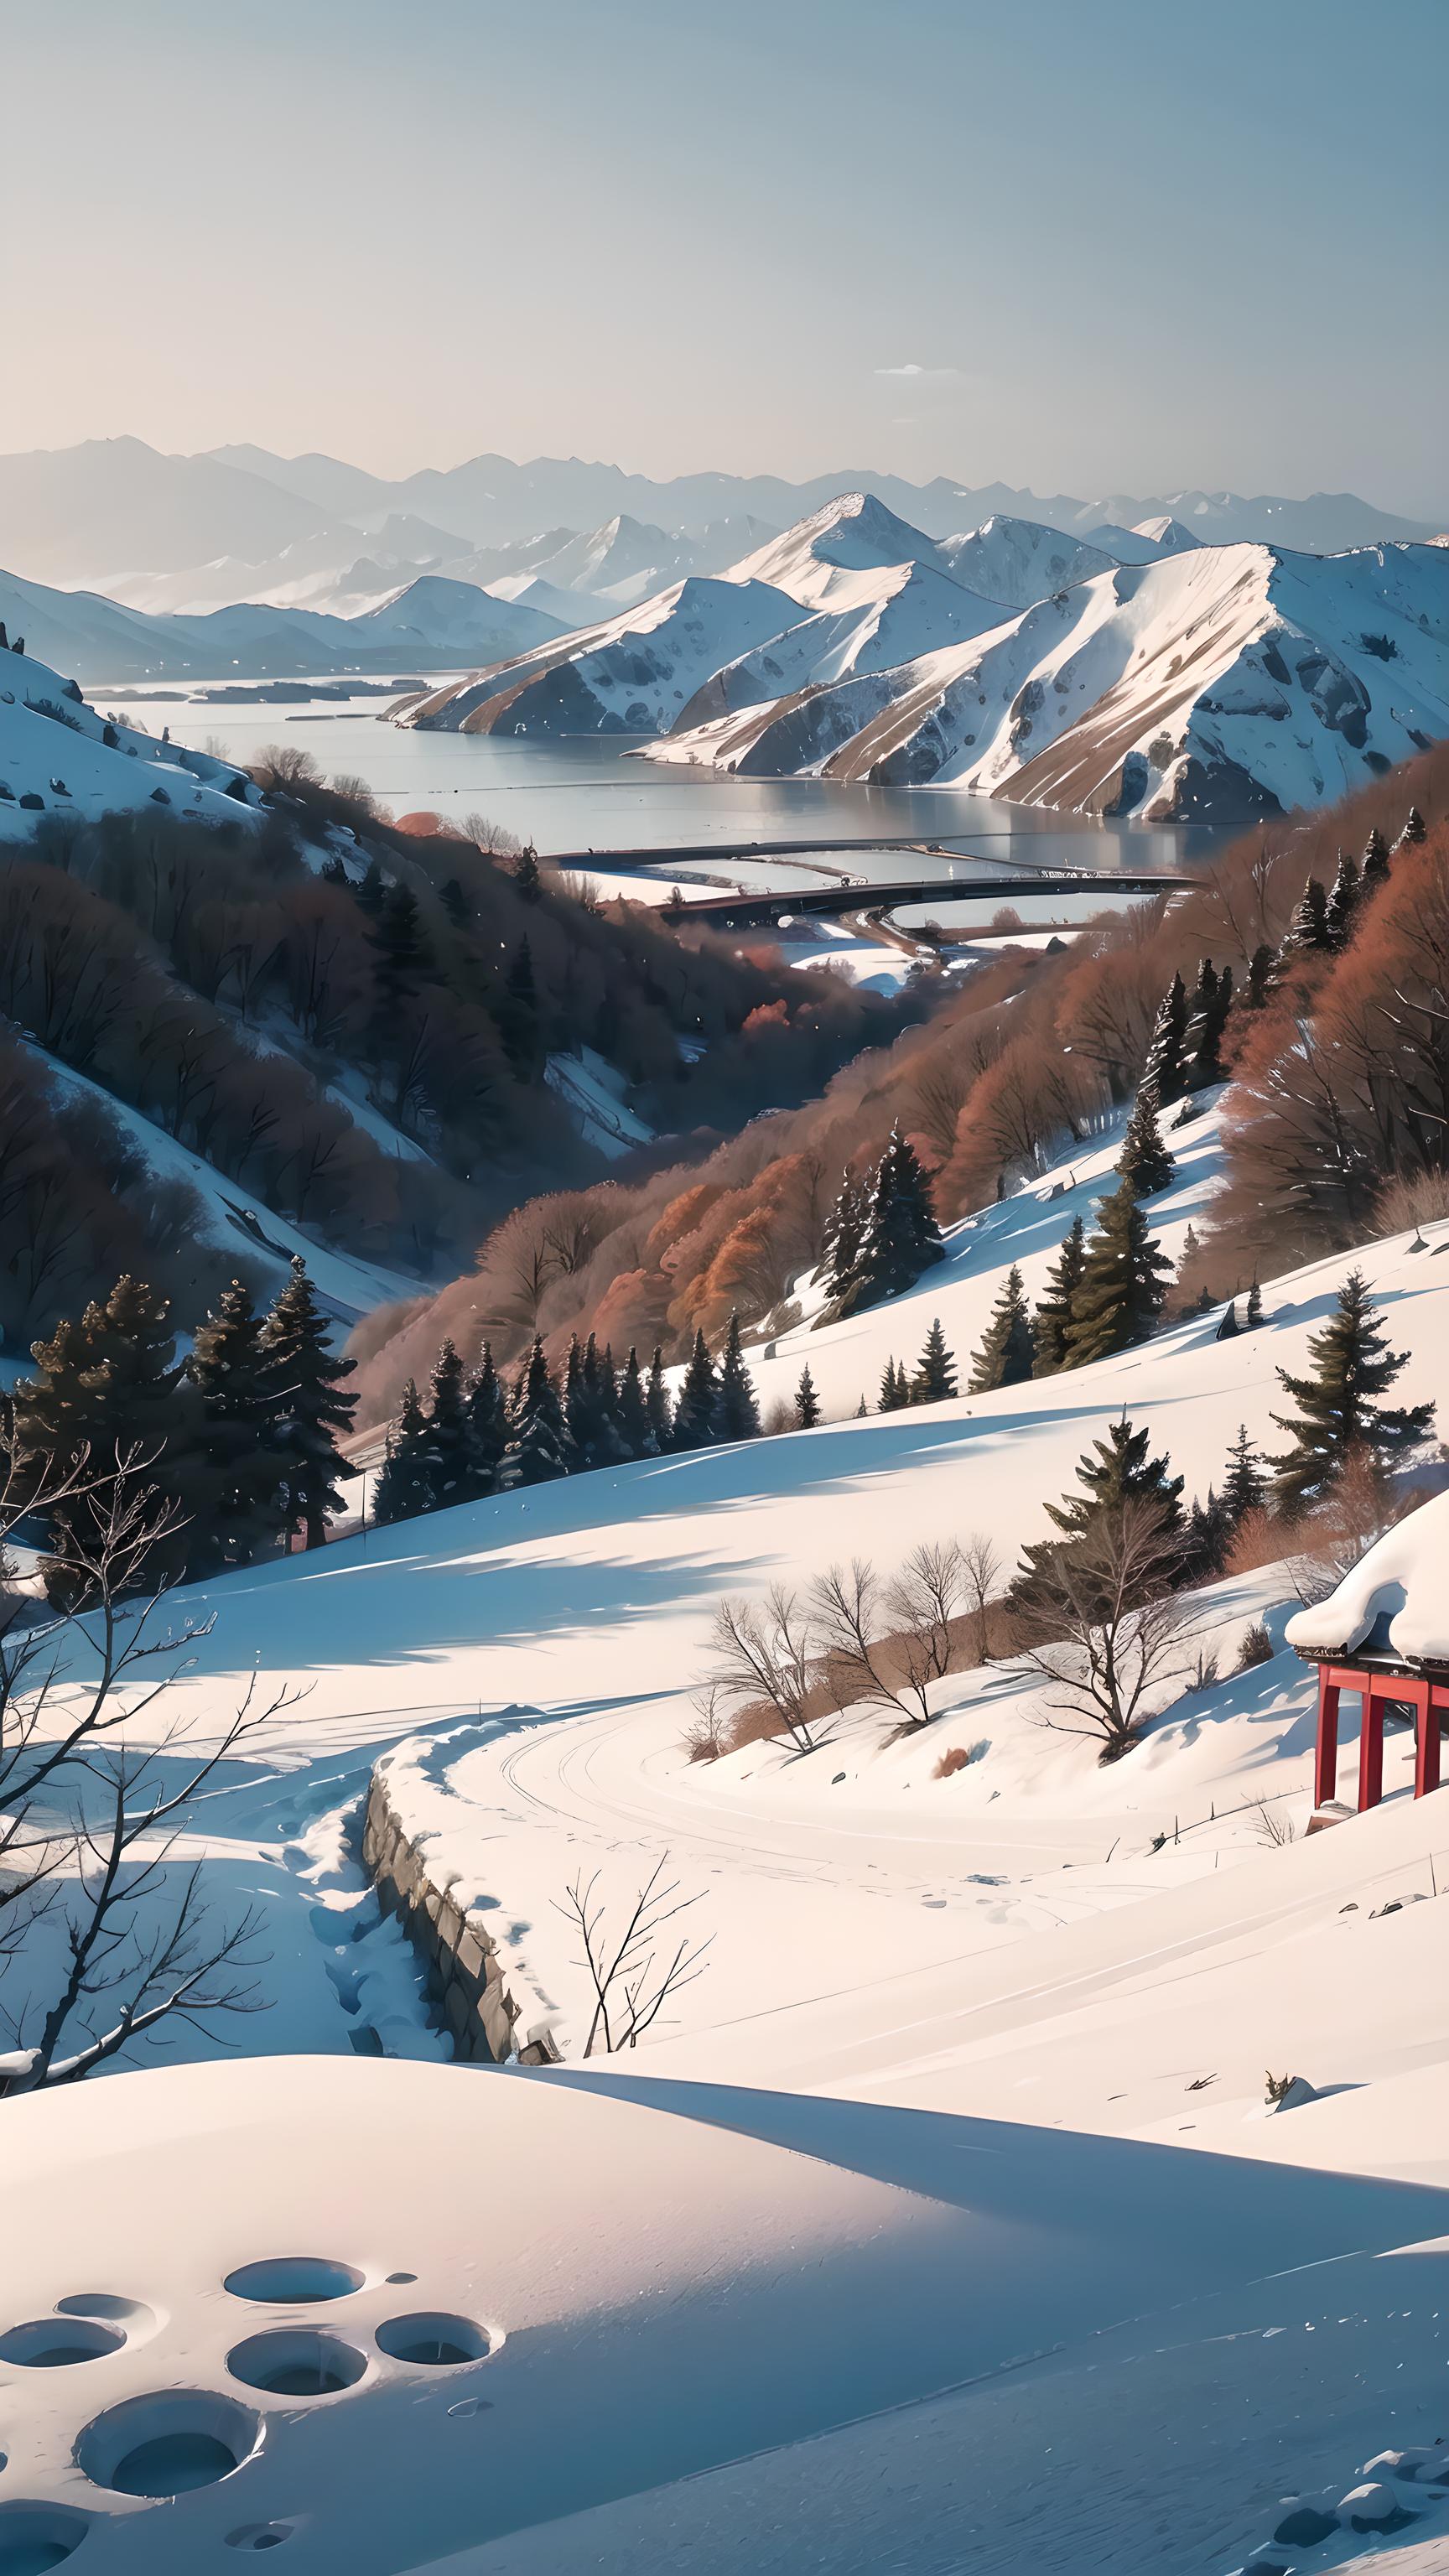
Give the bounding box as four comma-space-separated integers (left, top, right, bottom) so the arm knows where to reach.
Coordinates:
5, 0, 1447, 512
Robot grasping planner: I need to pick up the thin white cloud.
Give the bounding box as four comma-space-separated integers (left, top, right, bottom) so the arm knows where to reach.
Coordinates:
874, 362, 966, 382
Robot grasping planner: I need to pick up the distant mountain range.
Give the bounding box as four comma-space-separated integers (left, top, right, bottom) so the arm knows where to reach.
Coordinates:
0, 436, 1440, 600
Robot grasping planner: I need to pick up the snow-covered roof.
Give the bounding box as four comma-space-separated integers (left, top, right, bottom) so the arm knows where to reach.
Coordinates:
1285, 1493, 1449, 1665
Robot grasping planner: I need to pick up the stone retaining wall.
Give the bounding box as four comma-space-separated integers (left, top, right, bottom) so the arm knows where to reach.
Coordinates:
362, 1771, 558, 2067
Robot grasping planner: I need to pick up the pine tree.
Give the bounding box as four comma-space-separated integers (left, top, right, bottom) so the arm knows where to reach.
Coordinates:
1010, 1416, 1183, 1615
841, 1127, 943, 1313
823, 1172, 869, 1297
372, 1380, 434, 1524
644, 1347, 673, 1452
1245, 1276, 1264, 1329
1396, 806, 1427, 849
1325, 849, 1362, 948
589, 1339, 630, 1466
905, 1316, 955, 1403
1031, 1216, 1087, 1378
185, 1277, 288, 1570
1117, 1085, 1175, 1197
500, 934, 542, 1075
563, 1334, 589, 1458
439, 875, 471, 929
616, 1347, 652, 1456
794, 1365, 820, 1430
1279, 877, 1332, 962
1144, 971, 1189, 1104
968, 1275, 1031, 1393
1182, 1486, 1233, 1584
371, 884, 430, 1006
1362, 823, 1391, 888
17, 1275, 204, 1601
1245, 943, 1275, 1010
354, 859, 387, 918
1220, 1424, 1268, 1527
513, 845, 543, 904
499, 1338, 573, 1488
1184, 959, 1233, 1091
464, 1345, 507, 1493
422, 1339, 472, 1509
1269, 1270, 1436, 1509
672, 1329, 719, 1452
878, 1356, 907, 1414
262, 1257, 358, 1550
715, 1312, 761, 1442
1062, 1182, 1173, 1368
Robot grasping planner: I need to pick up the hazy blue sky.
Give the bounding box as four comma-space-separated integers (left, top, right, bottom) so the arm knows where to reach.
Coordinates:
8, 0, 1446, 508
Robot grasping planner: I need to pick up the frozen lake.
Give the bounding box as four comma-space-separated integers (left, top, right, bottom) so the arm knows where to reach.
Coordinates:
110, 680, 1231, 884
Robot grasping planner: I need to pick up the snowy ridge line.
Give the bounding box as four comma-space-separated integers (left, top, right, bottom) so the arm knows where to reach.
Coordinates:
362, 1758, 558, 2064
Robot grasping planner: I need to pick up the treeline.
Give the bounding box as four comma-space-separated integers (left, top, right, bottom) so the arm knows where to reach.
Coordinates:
371, 1311, 768, 1528
353, 745, 1446, 1429
0, 765, 905, 1339
5, 1259, 356, 1601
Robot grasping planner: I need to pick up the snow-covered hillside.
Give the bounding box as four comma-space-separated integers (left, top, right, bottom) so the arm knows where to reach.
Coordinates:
0, 640, 263, 835
673, 558, 1012, 724
724, 489, 969, 610
396, 575, 802, 736
648, 538, 1449, 820
937, 512, 1118, 605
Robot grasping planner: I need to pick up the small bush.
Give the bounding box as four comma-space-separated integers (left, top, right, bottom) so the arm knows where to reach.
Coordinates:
932, 1738, 989, 1780
1374, 1170, 1449, 1237
1234, 1620, 1274, 1673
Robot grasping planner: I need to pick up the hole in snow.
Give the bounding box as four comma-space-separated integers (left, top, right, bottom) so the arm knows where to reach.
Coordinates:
77, 2389, 262, 2496
225, 2526, 294, 2553
0, 2503, 93, 2574
385, 2272, 417, 2286
55, 2294, 156, 2332
374, 2312, 491, 2368
0, 2317, 123, 2367
224, 2257, 364, 2305
226, 2330, 366, 2398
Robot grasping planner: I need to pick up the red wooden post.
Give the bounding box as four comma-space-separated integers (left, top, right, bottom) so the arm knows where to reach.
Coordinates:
1415, 1678, 1441, 1798
1358, 1688, 1384, 1810
1315, 1670, 1341, 1808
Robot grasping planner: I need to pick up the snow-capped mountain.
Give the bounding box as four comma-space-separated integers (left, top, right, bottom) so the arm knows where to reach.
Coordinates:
724, 491, 958, 610
398, 575, 802, 736
935, 514, 1119, 608
674, 559, 1014, 728
1081, 517, 1201, 565
0, 637, 263, 835
351, 574, 567, 658
647, 538, 1449, 821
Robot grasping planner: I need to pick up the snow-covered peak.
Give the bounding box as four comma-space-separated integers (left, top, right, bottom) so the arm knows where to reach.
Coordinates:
726, 491, 954, 610
937, 515, 1116, 610
1132, 514, 1202, 553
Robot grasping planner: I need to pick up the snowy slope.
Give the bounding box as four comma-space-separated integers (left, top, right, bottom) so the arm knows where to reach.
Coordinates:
724, 489, 962, 609
670, 558, 1011, 725
396, 575, 802, 737
937, 512, 1119, 605
0, 641, 262, 836
647, 539, 1449, 821
352, 575, 564, 656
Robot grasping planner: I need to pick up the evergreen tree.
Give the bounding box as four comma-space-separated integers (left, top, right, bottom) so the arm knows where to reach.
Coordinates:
823, 1171, 868, 1297
1279, 877, 1332, 962
563, 1334, 589, 1457
591, 1339, 630, 1465
499, 935, 542, 1075
1117, 1085, 1175, 1197
513, 845, 543, 904
1220, 1424, 1268, 1528
616, 1346, 652, 1456
354, 858, 387, 918
1143, 971, 1189, 1104
644, 1347, 673, 1452
262, 1257, 358, 1550
371, 1380, 434, 1524
1269, 1270, 1436, 1509
464, 1344, 507, 1493
1031, 1215, 1086, 1378
499, 1338, 573, 1488
906, 1316, 957, 1403
1182, 1486, 1233, 1585
1324, 849, 1362, 948
672, 1329, 719, 1452
1184, 959, 1233, 1091
422, 1339, 472, 1509
1245, 942, 1275, 1010
1362, 823, 1391, 887
1245, 1276, 1265, 1329
715, 1312, 761, 1442
185, 1277, 288, 1570
841, 1127, 943, 1313
17, 1275, 204, 1601
439, 875, 472, 929
371, 885, 429, 1005
968, 1274, 1031, 1393
1010, 1416, 1184, 1616
878, 1356, 908, 1414
794, 1364, 820, 1430
1062, 1182, 1173, 1368
1396, 806, 1427, 849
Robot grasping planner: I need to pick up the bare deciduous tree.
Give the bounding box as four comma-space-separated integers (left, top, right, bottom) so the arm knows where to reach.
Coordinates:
886, 1540, 969, 1727
553, 1856, 712, 2055
1016, 1500, 1192, 1763
959, 1531, 1001, 1666
709, 1586, 819, 1752
0, 1447, 293, 2092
